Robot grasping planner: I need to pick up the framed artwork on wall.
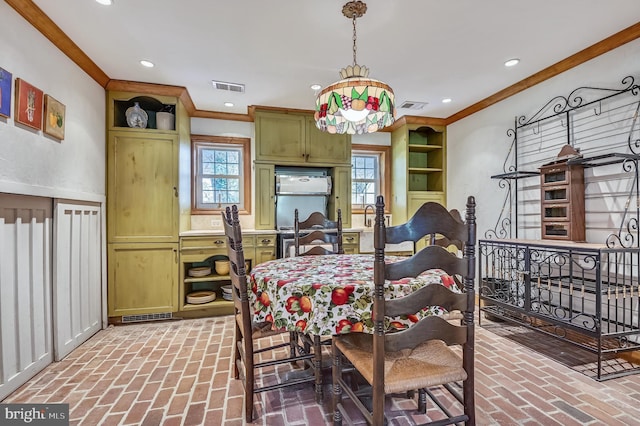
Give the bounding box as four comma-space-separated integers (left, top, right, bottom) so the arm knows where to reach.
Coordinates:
43, 95, 66, 140
0, 68, 12, 118
15, 78, 43, 130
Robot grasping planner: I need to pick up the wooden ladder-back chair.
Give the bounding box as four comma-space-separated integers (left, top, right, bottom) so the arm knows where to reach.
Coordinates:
222, 205, 316, 422
294, 209, 344, 256
332, 196, 477, 426
292, 209, 344, 401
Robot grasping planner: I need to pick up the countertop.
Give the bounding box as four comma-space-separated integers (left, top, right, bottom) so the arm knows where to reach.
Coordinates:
179, 228, 367, 237
179, 228, 412, 253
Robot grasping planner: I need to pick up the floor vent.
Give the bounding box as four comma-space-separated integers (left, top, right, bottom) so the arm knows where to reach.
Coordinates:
122, 312, 172, 323
398, 100, 428, 110
211, 80, 245, 93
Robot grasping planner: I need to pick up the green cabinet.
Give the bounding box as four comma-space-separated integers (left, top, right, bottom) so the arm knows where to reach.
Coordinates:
330, 166, 352, 229
178, 233, 276, 317
391, 124, 446, 224
179, 236, 234, 316
107, 242, 179, 317
254, 234, 277, 266
408, 192, 445, 252
107, 131, 179, 243
254, 162, 276, 230
305, 117, 351, 165
343, 232, 360, 254
255, 110, 351, 166
106, 91, 191, 319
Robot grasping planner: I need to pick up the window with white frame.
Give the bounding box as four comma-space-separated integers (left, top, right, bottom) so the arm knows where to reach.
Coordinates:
192, 136, 251, 213
351, 145, 390, 211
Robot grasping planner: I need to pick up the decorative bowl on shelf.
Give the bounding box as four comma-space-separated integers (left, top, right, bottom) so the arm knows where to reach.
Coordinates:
221, 285, 233, 301
215, 260, 230, 275
188, 266, 211, 277
186, 290, 216, 304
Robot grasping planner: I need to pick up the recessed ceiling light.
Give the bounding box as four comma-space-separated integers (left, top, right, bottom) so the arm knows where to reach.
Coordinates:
140, 60, 154, 68
310, 84, 322, 91
224, 102, 234, 107
95, 0, 113, 5
442, 98, 452, 104
504, 58, 520, 67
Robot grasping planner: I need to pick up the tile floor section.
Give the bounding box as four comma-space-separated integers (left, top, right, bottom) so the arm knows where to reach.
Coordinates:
5, 315, 640, 425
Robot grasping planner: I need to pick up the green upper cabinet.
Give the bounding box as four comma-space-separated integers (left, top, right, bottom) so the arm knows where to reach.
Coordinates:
255, 110, 351, 166
305, 117, 351, 165
391, 123, 446, 224
255, 111, 306, 162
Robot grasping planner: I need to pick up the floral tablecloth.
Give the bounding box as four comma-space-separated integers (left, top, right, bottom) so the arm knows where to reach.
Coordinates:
249, 254, 459, 336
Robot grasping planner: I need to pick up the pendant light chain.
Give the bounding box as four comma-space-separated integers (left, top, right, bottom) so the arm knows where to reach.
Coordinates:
352, 15, 358, 66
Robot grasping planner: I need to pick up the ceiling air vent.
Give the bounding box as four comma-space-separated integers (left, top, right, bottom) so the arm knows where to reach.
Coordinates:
211, 80, 245, 93
398, 101, 428, 110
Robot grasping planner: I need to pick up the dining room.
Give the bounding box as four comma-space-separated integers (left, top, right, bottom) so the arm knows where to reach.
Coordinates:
6, 197, 640, 425
3, 1, 640, 425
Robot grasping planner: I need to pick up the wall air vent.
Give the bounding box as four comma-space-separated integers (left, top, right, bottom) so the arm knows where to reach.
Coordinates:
398, 101, 428, 110
211, 80, 245, 93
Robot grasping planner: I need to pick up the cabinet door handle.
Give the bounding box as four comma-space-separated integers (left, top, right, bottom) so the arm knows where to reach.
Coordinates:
305, 153, 309, 161
214, 239, 225, 245
173, 249, 178, 263
173, 186, 178, 197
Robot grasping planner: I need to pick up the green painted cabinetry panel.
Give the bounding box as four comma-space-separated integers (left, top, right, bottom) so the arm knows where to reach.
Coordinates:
391, 124, 446, 224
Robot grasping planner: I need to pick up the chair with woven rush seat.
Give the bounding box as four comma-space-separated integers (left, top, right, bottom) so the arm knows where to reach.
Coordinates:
294, 209, 344, 256
332, 195, 477, 426
222, 205, 316, 422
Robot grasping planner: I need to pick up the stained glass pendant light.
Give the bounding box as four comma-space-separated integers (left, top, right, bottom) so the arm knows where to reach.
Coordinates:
315, 1, 395, 135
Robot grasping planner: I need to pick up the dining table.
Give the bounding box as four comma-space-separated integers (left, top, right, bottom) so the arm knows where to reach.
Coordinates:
249, 253, 459, 402
248, 253, 459, 337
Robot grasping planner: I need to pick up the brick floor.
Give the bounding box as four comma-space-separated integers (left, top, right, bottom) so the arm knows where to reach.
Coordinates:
4, 315, 640, 425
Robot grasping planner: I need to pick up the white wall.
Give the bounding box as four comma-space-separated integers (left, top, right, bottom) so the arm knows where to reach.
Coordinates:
0, 3, 105, 202
447, 38, 640, 242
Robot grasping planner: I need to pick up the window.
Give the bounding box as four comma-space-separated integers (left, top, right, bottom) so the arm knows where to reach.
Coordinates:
351, 144, 390, 212
191, 135, 251, 214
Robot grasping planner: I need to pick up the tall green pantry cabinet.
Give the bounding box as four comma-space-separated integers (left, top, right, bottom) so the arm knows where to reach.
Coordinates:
106, 91, 191, 320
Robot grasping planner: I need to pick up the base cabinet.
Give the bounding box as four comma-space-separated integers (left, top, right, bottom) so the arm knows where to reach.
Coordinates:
107, 243, 179, 317
179, 234, 276, 316
409, 192, 445, 252
254, 234, 277, 265
343, 232, 359, 254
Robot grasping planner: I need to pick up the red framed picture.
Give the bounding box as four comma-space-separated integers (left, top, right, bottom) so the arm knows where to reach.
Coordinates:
15, 78, 43, 130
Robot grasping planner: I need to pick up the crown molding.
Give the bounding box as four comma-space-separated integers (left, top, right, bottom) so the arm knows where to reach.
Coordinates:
5, 0, 110, 87
445, 21, 640, 125
10, 1, 640, 126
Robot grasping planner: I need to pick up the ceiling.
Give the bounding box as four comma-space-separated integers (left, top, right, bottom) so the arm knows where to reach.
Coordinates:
27, 0, 640, 120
